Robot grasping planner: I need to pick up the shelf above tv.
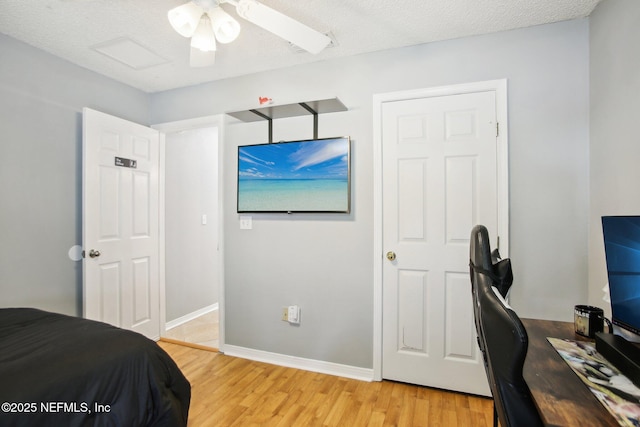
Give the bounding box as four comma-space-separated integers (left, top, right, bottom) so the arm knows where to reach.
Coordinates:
227, 98, 347, 123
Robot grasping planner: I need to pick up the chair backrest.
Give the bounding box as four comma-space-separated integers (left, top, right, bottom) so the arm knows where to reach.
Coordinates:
469, 225, 496, 407
469, 225, 494, 347
469, 225, 543, 427
470, 225, 513, 299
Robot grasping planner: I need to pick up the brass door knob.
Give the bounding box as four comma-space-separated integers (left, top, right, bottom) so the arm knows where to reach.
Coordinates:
386, 251, 396, 261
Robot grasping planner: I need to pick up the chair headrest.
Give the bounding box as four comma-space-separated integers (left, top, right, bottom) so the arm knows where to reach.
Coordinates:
469, 225, 513, 298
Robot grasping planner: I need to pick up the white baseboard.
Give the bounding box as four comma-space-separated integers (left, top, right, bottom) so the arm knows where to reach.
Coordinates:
166, 303, 218, 331
222, 344, 374, 382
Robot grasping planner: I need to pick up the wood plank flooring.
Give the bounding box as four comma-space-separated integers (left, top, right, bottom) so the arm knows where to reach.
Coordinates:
158, 341, 494, 427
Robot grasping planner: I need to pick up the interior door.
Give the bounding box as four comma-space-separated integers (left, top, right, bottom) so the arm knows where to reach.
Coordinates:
381, 91, 498, 396
82, 108, 161, 340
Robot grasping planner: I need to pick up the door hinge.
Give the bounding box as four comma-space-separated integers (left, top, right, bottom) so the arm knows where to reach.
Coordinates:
496, 122, 500, 137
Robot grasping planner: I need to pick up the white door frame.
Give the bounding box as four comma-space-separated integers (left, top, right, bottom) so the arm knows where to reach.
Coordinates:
153, 114, 226, 351
372, 79, 509, 381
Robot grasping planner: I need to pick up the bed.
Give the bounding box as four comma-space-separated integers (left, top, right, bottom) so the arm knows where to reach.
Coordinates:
0, 308, 190, 426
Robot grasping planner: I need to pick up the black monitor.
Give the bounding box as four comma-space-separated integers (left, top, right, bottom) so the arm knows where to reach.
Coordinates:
602, 216, 640, 339
598, 216, 640, 386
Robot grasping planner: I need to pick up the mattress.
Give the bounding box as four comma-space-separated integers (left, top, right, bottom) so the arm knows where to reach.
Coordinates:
0, 308, 190, 426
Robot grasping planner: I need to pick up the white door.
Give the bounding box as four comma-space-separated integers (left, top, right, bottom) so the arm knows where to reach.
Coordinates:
381, 91, 499, 396
82, 108, 161, 340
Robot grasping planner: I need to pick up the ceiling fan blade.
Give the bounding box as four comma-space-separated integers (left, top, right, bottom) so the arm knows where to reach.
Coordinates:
234, 0, 331, 54
190, 46, 216, 67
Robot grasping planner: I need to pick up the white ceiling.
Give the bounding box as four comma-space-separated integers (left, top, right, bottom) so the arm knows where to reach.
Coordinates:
0, 0, 602, 93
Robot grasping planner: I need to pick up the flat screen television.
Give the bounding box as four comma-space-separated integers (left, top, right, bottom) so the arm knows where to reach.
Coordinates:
237, 136, 351, 213
602, 216, 640, 338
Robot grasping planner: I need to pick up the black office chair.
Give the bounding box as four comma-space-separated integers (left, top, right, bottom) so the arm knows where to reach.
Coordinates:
469, 225, 542, 427
469, 225, 494, 352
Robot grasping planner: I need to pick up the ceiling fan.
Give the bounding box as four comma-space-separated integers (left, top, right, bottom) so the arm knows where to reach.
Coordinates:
168, 0, 332, 67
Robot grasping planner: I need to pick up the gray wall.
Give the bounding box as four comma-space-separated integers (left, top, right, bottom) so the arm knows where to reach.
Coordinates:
151, 19, 590, 368
0, 35, 149, 316
165, 127, 219, 321
589, 0, 640, 313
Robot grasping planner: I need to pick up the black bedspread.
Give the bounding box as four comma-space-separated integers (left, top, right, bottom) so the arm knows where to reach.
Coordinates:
0, 308, 190, 426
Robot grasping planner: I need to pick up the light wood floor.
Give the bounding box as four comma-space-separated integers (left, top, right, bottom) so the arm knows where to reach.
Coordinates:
158, 341, 494, 427
163, 310, 219, 349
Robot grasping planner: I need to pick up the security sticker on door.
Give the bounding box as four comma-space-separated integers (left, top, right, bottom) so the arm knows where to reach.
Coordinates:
115, 157, 137, 168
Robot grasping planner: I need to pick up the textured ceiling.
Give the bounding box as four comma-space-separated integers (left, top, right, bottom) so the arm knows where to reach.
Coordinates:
0, 0, 602, 93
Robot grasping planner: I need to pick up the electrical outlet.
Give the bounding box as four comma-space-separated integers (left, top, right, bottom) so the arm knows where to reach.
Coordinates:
281, 307, 289, 321
288, 305, 300, 324
240, 215, 252, 229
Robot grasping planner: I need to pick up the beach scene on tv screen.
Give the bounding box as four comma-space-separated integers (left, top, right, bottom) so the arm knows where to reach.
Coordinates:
238, 137, 349, 212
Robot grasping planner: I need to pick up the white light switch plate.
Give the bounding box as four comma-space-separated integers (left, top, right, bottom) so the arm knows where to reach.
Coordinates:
239, 215, 252, 229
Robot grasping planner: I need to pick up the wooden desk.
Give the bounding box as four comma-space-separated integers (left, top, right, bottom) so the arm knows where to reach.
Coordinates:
522, 318, 618, 427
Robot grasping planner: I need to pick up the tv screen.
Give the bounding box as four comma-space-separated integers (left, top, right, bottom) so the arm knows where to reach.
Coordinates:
602, 216, 640, 336
237, 136, 351, 213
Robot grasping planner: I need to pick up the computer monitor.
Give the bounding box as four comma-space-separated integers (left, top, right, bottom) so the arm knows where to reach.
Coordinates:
602, 216, 640, 340
598, 216, 640, 386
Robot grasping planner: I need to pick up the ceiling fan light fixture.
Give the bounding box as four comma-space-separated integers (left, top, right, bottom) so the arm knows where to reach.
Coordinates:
191, 13, 217, 52
169, 0, 331, 67
209, 7, 241, 44
168, 2, 203, 38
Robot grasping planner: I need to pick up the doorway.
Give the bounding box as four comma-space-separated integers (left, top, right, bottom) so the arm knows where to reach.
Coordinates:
372, 80, 509, 394
154, 116, 225, 350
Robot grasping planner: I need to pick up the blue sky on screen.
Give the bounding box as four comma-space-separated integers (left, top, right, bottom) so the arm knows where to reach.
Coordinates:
238, 138, 349, 180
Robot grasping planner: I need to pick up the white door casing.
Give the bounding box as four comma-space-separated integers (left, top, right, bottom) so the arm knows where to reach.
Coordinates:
83, 108, 161, 340
373, 80, 509, 396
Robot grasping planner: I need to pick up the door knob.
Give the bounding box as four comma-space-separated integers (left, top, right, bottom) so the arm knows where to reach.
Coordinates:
89, 249, 101, 258
386, 251, 396, 261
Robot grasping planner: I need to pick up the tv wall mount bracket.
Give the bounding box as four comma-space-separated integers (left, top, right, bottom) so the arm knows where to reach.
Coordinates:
227, 97, 347, 144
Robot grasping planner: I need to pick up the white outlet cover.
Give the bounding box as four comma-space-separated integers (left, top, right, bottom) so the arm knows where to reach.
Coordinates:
240, 215, 252, 229
288, 305, 300, 324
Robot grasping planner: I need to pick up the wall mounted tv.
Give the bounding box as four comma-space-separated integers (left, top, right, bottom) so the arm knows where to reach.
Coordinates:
237, 136, 351, 213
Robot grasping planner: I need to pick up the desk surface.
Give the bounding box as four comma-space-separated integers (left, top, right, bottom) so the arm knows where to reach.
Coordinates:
522, 318, 618, 427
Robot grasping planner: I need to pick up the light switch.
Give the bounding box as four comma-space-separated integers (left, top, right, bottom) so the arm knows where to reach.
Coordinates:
201, 214, 207, 225
240, 215, 252, 229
